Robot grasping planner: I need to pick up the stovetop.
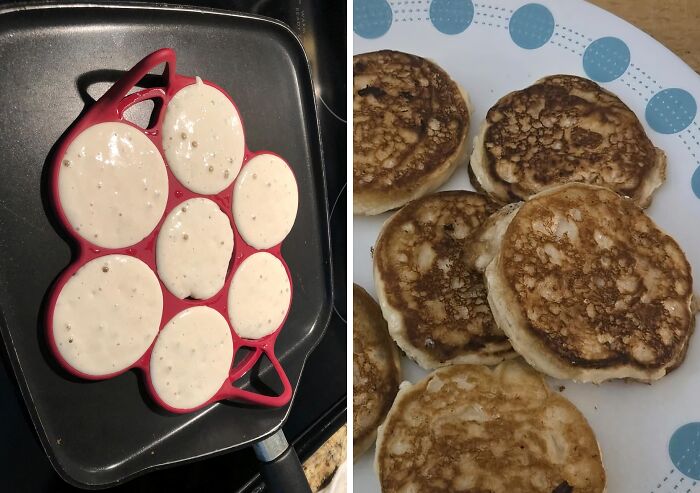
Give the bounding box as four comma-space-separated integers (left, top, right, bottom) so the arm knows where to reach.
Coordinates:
0, 1, 346, 491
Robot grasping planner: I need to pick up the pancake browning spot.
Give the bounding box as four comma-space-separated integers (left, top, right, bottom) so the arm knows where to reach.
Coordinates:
474, 75, 666, 207
353, 51, 470, 214
353, 284, 401, 460
375, 191, 515, 368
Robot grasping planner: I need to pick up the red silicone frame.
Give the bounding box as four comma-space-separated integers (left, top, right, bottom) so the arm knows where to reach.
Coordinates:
45, 48, 297, 414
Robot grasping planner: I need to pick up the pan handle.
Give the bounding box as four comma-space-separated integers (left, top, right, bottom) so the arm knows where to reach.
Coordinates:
254, 430, 312, 493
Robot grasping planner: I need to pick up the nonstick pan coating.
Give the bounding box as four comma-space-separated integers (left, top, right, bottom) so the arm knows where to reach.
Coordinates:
0, 3, 332, 488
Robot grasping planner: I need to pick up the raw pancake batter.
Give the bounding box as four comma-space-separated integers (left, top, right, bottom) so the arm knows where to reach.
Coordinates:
228, 252, 291, 339
162, 77, 245, 194
58, 122, 169, 248
156, 198, 233, 300
150, 306, 234, 409
232, 153, 298, 249
52, 254, 163, 376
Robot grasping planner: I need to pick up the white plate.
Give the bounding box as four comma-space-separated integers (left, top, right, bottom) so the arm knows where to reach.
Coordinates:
353, 0, 700, 491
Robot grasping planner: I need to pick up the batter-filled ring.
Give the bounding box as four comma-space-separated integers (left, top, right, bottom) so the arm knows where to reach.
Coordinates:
156, 198, 234, 300
150, 306, 234, 410
228, 252, 291, 339
52, 254, 163, 376
58, 122, 169, 248
162, 77, 245, 194
232, 154, 298, 249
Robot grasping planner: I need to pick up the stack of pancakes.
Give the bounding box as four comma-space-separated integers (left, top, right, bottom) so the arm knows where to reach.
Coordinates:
354, 50, 697, 492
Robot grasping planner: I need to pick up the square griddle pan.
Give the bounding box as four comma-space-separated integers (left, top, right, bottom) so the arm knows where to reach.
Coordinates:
0, 2, 332, 489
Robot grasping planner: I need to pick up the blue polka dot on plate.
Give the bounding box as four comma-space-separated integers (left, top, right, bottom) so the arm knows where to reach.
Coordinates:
692, 166, 700, 199
645, 88, 697, 134
583, 37, 630, 82
509, 3, 554, 49
669, 423, 700, 479
354, 0, 393, 39
430, 0, 474, 35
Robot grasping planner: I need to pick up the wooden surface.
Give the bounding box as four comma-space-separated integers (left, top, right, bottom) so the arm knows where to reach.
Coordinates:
303, 425, 347, 492
589, 0, 700, 73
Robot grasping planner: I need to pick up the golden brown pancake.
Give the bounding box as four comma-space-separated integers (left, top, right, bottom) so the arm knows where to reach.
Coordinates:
470, 74, 666, 208
374, 191, 515, 369
353, 284, 401, 460
485, 183, 695, 382
354, 50, 471, 215
375, 360, 606, 493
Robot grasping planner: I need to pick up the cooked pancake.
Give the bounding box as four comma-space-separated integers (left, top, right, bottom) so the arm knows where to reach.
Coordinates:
353, 284, 401, 460
484, 183, 696, 383
374, 191, 515, 369
375, 360, 606, 493
470, 74, 666, 208
353, 50, 471, 215
464, 201, 522, 273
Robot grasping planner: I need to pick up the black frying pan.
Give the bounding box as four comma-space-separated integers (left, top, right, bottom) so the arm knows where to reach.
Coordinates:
0, 2, 332, 491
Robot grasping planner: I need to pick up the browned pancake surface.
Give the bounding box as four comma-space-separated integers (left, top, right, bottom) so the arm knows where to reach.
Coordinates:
376, 361, 606, 493
501, 184, 693, 372
480, 74, 663, 204
353, 51, 469, 198
353, 284, 400, 458
375, 191, 513, 365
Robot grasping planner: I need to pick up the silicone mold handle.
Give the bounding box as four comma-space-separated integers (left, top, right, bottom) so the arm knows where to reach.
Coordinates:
100, 47, 176, 107
117, 87, 166, 113
226, 346, 293, 407
116, 87, 167, 130
230, 347, 263, 381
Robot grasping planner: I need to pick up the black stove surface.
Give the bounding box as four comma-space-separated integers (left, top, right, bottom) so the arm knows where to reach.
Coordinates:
0, 1, 346, 491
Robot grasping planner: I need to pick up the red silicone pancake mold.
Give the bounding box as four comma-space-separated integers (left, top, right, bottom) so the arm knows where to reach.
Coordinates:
45, 48, 296, 414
